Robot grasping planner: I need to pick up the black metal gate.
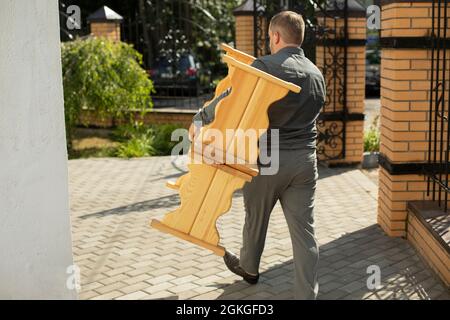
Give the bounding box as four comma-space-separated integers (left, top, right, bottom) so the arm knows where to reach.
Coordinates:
121, 0, 216, 109
253, 0, 351, 160
120, 0, 242, 109
425, 0, 450, 212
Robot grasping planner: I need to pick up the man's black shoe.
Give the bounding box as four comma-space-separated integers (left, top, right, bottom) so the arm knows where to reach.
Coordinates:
223, 251, 259, 285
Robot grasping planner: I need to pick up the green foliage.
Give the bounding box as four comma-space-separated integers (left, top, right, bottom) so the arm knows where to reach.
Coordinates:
151, 123, 187, 156
143, 0, 240, 80
190, 0, 240, 76
116, 135, 156, 158
112, 121, 153, 142
113, 122, 186, 158
61, 37, 155, 149
364, 116, 380, 152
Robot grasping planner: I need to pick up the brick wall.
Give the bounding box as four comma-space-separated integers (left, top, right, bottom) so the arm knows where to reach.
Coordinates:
380, 49, 433, 163
378, 169, 428, 237
407, 203, 450, 287
90, 22, 121, 41
381, 2, 436, 38
378, 1, 437, 236
235, 15, 256, 56
379, 2, 450, 288
78, 110, 196, 129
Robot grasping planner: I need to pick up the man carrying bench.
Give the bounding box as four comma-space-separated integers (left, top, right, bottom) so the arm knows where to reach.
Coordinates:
190, 11, 326, 300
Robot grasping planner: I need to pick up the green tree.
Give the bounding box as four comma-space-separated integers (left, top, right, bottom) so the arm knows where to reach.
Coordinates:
61, 37, 154, 150
189, 0, 240, 77
140, 0, 239, 80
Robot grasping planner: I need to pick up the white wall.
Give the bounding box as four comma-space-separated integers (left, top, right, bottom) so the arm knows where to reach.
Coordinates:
0, 0, 76, 299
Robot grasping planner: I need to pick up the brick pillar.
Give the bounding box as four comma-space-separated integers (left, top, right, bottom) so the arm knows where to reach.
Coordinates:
233, 0, 260, 56
90, 22, 121, 41
315, 2, 366, 164
87, 6, 123, 41
378, 1, 436, 237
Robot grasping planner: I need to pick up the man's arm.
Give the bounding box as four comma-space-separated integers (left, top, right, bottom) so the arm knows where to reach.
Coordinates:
192, 87, 231, 126
189, 87, 231, 140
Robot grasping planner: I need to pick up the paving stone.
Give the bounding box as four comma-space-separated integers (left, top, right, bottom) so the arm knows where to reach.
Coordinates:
319, 289, 349, 300
91, 290, 123, 300
123, 273, 152, 285
79, 290, 101, 300
94, 281, 126, 295
69, 157, 448, 300
171, 275, 200, 286
340, 280, 368, 293
116, 290, 149, 300
167, 283, 199, 294
145, 274, 176, 285
319, 281, 346, 294
143, 282, 174, 294
120, 282, 152, 295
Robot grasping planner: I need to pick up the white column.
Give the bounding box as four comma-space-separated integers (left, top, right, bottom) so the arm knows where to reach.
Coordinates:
0, 0, 76, 299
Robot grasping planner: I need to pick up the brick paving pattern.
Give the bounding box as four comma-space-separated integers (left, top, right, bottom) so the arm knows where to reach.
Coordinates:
68, 156, 449, 300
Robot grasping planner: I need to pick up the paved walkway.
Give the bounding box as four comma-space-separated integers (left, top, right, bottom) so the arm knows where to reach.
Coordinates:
69, 156, 449, 300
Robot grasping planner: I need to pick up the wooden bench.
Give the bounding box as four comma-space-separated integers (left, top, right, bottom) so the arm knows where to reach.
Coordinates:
151, 44, 301, 256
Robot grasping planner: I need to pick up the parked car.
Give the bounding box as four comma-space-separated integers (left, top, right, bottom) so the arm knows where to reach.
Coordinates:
149, 53, 204, 97
365, 49, 380, 96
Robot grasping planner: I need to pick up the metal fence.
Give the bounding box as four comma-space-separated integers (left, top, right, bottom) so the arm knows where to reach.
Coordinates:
121, 0, 237, 110
425, 0, 450, 212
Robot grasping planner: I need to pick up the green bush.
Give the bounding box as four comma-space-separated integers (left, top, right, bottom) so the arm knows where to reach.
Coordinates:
112, 121, 152, 142
116, 135, 155, 158
364, 116, 380, 152
61, 37, 154, 150
113, 122, 186, 158
151, 124, 187, 156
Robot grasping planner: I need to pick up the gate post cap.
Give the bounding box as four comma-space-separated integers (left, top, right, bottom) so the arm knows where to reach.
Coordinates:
233, 0, 265, 16
316, 0, 366, 17
87, 6, 123, 23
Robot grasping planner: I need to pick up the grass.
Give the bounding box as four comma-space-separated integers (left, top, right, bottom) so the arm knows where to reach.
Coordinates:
364, 116, 380, 153
69, 128, 118, 159
68, 123, 188, 159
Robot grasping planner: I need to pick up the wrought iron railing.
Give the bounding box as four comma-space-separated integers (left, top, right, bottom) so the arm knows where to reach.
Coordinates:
425, 0, 450, 212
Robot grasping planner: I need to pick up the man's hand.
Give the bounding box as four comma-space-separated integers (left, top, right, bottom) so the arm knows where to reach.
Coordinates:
189, 123, 201, 141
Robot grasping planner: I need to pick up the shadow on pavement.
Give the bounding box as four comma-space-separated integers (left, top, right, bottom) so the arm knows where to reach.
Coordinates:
81, 165, 361, 220
213, 224, 447, 300
79, 194, 181, 219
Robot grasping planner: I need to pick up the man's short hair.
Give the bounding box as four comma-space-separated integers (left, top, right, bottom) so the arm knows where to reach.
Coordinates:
269, 11, 305, 46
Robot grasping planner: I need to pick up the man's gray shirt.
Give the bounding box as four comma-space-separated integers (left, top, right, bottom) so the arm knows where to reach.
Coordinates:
193, 46, 326, 150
